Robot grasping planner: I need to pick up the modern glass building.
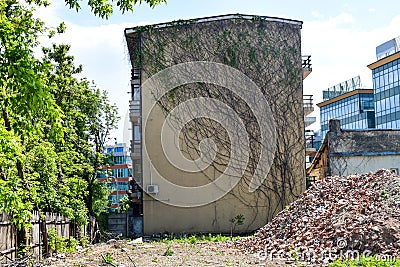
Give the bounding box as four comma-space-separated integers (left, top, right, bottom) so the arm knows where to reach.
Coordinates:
317, 77, 375, 139
368, 37, 400, 129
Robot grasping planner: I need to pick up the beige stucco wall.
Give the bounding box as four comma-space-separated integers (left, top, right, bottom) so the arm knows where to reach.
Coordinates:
132, 17, 306, 234
330, 155, 400, 177
141, 94, 282, 234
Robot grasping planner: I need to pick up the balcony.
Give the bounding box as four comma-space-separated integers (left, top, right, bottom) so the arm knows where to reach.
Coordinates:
131, 79, 141, 85
130, 142, 141, 160
306, 147, 316, 155
302, 55, 312, 79
305, 132, 317, 155
131, 68, 141, 80
303, 95, 314, 116
304, 116, 316, 127
129, 100, 140, 123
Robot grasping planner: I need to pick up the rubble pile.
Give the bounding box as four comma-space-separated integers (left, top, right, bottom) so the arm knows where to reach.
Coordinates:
236, 169, 400, 262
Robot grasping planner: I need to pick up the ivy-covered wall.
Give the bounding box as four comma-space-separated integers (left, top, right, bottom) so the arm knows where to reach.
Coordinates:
125, 15, 306, 234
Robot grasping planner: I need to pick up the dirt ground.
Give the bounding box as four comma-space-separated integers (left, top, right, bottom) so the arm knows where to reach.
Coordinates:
40, 239, 291, 267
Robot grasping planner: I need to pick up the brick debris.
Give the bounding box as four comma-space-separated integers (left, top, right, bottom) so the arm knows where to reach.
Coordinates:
234, 169, 400, 264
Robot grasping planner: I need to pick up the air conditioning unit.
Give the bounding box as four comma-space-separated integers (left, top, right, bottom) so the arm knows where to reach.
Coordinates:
146, 184, 159, 194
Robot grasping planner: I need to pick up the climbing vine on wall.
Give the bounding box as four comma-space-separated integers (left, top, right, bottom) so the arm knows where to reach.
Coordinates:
126, 16, 305, 229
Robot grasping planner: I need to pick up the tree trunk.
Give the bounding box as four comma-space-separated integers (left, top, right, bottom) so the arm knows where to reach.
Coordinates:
17, 227, 27, 256
3, 108, 11, 131
41, 219, 49, 258
86, 181, 95, 217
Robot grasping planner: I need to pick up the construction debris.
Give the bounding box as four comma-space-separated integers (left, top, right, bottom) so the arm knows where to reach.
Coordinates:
234, 169, 400, 264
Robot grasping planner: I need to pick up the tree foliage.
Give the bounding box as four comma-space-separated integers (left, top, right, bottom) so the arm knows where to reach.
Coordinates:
64, 0, 167, 19
0, 0, 119, 230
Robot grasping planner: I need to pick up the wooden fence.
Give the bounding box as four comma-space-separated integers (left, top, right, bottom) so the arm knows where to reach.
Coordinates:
0, 211, 96, 263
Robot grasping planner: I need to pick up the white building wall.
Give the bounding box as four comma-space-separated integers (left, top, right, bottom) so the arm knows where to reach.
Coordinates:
330, 155, 400, 177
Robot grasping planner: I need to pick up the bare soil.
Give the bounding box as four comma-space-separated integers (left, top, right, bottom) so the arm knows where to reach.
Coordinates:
40, 239, 282, 267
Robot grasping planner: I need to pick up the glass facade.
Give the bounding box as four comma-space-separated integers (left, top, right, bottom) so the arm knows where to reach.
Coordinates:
98, 168, 132, 179
107, 146, 124, 153
108, 194, 125, 204
320, 93, 375, 139
110, 155, 132, 165
106, 181, 131, 191
372, 58, 400, 129
111, 168, 132, 178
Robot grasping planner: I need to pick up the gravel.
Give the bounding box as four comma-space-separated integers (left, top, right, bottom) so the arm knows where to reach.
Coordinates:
39, 240, 265, 267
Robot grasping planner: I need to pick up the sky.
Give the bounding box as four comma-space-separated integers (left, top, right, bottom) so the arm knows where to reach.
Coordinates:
37, 0, 400, 142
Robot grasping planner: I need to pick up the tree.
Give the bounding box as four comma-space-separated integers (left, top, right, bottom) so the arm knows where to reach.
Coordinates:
0, 0, 64, 229
42, 43, 119, 217
64, 0, 167, 19
0, 0, 119, 233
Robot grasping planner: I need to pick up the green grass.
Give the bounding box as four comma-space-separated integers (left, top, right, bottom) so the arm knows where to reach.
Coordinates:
329, 256, 400, 267
160, 233, 245, 244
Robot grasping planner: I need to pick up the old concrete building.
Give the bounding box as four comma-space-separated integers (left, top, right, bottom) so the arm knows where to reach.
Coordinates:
307, 119, 400, 180
125, 14, 309, 235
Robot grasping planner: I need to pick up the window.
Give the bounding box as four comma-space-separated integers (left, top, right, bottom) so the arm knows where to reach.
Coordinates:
106, 147, 124, 154
117, 181, 130, 191
135, 162, 142, 174
134, 125, 141, 142
111, 168, 132, 178
108, 195, 125, 204
113, 156, 126, 164
133, 85, 141, 101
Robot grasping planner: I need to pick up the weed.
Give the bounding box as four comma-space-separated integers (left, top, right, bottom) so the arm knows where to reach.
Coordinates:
102, 252, 114, 264
329, 256, 400, 266
229, 214, 245, 237
163, 246, 174, 256
159, 233, 244, 244
80, 235, 90, 246
188, 235, 197, 246
47, 227, 78, 253
201, 233, 231, 242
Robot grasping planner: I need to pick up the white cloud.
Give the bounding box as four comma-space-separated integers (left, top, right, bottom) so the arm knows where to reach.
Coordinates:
57, 22, 147, 142
311, 11, 324, 19
329, 12, 354, 25
36, 5, 400, 137
302, 13, 400, 130
36, 2, 149, 141
368, 8, 376, 13
34, 1, 63, 26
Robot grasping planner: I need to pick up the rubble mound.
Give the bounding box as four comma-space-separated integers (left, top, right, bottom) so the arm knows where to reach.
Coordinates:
236, 169, 400, 263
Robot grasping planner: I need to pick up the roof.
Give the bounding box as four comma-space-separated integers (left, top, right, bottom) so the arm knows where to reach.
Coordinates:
368, 51, 400, 70
124, 14, 303, 35
317, 89, 373, 108
330, 129, 400, 154
306, 123, 400, 175
306, 135, 327, 175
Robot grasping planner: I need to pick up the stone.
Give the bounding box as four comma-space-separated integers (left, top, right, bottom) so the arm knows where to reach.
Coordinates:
233, 170, 400, 264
